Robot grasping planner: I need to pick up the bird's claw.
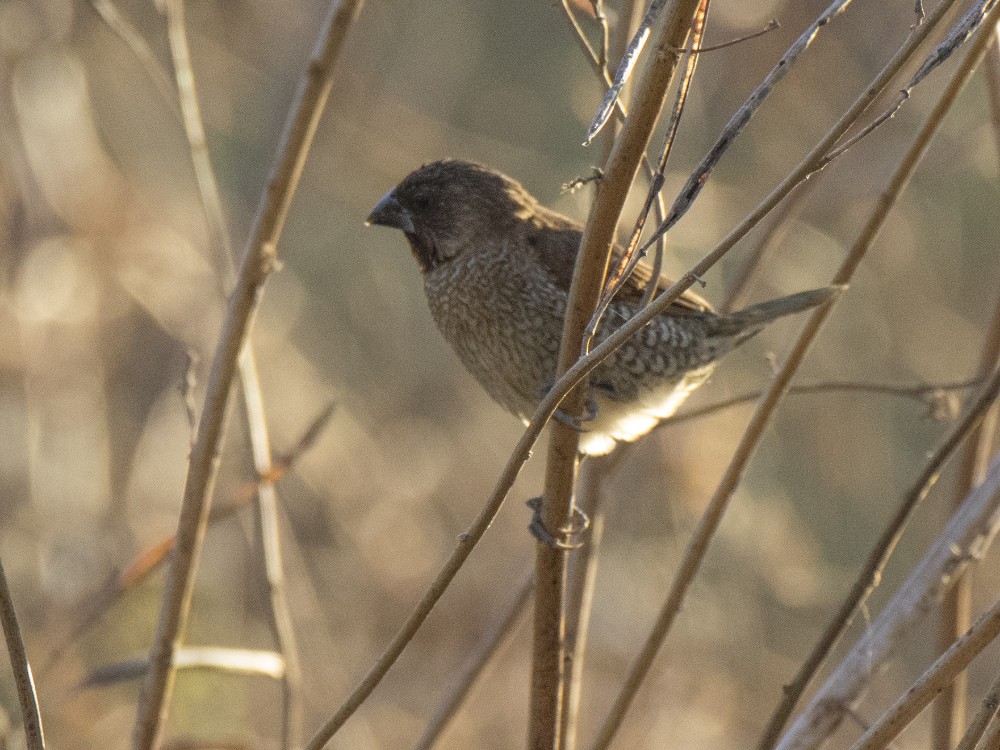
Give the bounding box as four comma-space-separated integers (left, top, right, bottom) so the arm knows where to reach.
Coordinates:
553, 407, 589, 432
547, 394, 598, 433
526, 496, 590, 550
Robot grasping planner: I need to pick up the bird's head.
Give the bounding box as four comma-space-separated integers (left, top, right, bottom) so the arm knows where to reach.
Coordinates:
366, 159, 539, 272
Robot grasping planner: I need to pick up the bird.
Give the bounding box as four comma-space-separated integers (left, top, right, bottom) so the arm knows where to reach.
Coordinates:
367, 159, 838, 456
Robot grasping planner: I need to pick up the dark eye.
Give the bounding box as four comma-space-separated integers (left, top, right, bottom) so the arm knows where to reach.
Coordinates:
413, 194, 432, 210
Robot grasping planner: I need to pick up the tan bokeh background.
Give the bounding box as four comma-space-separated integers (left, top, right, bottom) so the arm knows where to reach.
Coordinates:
0, 0, 999, 748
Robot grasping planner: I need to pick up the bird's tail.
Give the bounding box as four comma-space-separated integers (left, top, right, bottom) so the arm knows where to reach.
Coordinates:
717, 285, 846, 343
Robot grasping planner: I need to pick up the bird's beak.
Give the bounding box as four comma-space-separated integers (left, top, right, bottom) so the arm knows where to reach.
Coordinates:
366, 190, 415, 233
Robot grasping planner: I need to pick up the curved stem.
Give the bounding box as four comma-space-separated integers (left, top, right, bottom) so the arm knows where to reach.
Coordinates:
0, 559, 45, 750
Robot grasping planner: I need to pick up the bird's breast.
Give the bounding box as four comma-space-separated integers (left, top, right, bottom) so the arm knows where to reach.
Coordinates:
423, 252, 565, 418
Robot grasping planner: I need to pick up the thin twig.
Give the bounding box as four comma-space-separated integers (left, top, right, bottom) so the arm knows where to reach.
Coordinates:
132, 1, 364, 747
562, 453, 625, 750
690, 19, 779, 52
531, 3, 703, 749
0, 559, 44, 750
953, 670, 1000, 750
849, 597, 1000, 750
82, 647, 286, 689
411, 570, 534, 750
909, 0, 998, 87
642, 0, 858, 252
87, 0, 183, 121
775, 450, 1000, 750
760, 9, 1000, 746
558, 0, 670, 288
586, 0, 672, 143
238, 351, 304, 750
819, 92, 910, 167
590, 0, 610, 70
162, 0, 234, 278
662, 378, 981, 427
593, 1, 707, 329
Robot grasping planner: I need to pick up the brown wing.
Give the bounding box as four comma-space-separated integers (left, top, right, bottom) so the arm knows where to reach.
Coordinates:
526, 209, 713, 315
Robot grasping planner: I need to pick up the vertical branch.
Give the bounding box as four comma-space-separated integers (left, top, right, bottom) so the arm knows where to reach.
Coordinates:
0, 559, 45, 750
529, 2, 703, 748
932, 32, 1000, 750
240, 352, 304, 750
162, 0, 233, 275
131, 1, 364, 747
561, 4, 639, 747
162, 0, 305, 746
561, 455, 622, 750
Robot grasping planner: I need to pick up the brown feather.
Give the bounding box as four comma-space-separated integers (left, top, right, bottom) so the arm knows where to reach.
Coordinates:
524, 206, 713, 315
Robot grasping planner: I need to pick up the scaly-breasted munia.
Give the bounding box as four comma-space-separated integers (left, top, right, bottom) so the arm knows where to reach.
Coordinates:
367, 159, 836, 455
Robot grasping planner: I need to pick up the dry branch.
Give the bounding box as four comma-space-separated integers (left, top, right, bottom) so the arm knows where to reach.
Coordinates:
934, 34, 1000, 749
761, 8, 1000, 744
775, 449, 1000, 750
530, 3, 703, 748
131, 0, 364, 747
411, 570, 533, 750
163, 0, 306, 744
849, 596, 1000, 750
0, 559, 44, 750
953, 670, 1000, 750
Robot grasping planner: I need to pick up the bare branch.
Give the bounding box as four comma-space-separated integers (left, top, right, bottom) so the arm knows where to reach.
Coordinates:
0, 559, 45, 750
131, 0, 365, 746
586, 0, 671, 143
661, 378, 982, 427
848, 596, 1000, 750
81, 648, 287, 689
645, 0, 857, 249
760, 10, 1000, 745
952, 669, 1000, 750
775, 450, 1000, 750
87, 0, 183, 120
532, 3, 703, 748
909, 0, 998, 87
411, 571, 533, 750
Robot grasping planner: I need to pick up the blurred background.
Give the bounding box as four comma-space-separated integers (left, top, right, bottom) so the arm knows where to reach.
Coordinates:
0, 0, 999, 748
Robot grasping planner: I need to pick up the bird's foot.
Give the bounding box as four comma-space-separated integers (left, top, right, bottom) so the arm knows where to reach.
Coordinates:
562, 167, 604, 194
552, 400, 597, 432
526, 496, 590, 550
539, 380, 599, 432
